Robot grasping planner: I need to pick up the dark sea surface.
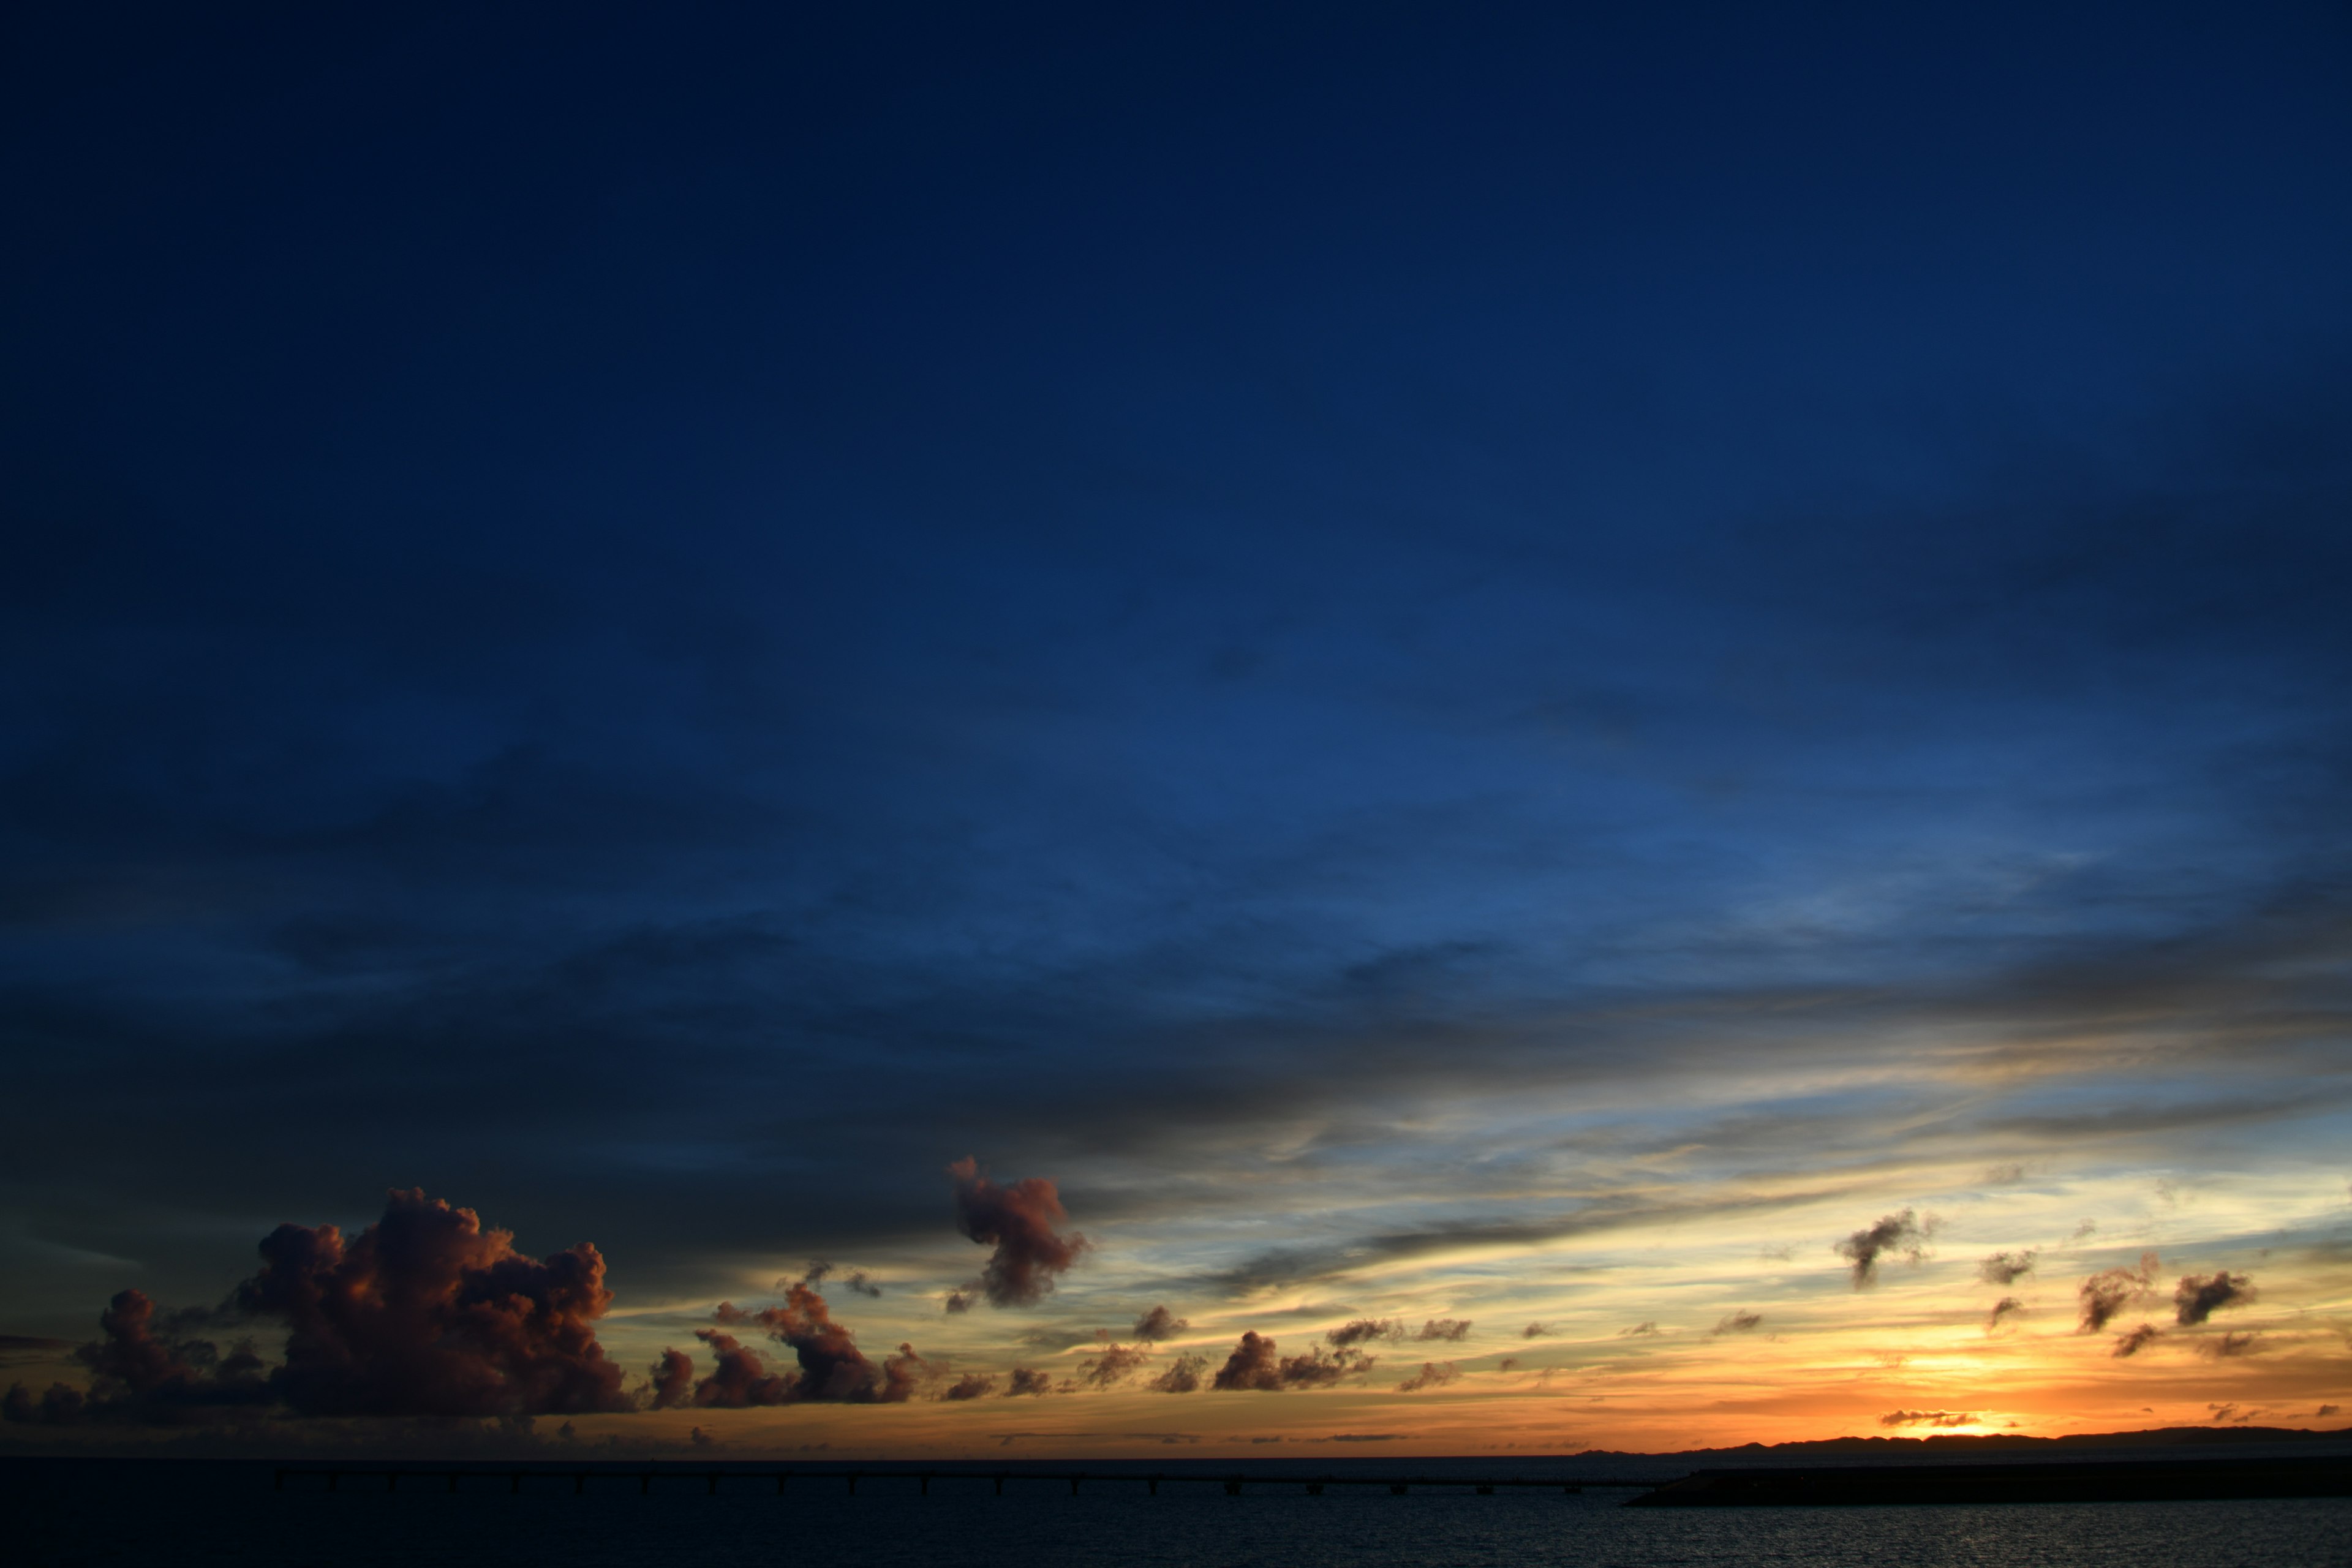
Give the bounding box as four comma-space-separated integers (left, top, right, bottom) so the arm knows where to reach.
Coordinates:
12, 1450, 2351, 1568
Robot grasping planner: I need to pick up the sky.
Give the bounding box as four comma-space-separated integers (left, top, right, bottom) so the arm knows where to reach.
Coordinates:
2, 2, 2350, 1457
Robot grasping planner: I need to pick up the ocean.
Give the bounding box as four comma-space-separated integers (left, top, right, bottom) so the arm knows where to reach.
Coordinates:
11, 1447, 2352, 1568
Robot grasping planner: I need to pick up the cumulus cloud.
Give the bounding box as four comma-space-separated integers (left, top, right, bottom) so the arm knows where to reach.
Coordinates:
1978, 1250, 2037, 1286
801, 1261, 882, 1298
1834, 1210, 1934, 1289
4, 1288, 265, 1428
2199, 1332, 2261, 1359
1003, 1366, 1053, 1396
1985, 1297, 2025, 1333
688, 1330, 795, 1407
2078, 1252, 2161, 1332
1080, 1341, 1151, 1389
1396, 1362, 1458, 1392
1131, 1306, 1188, 1343
1415, 1319, 1471, 1343
1618, 1321, 1659, 1337
1148, 1354, 1208, 1393
2173, 1272, 2255, 1326
2111, 1323, 2163, 1358
647, 1348, 695, 1410
233, 1188, 630, 1419
1880, 1409, 1974, 1428
2316, 1403, 2340, 1417
1212, 1332, 1375, 1391
946, 1158, 1089, 1309
1708, 1312, 1762, 1337
942, 1373, 994, 1400
695, 1282, 924, 1404
1521, 1322, 1550, 1338
1326, 1319, 1403, 1348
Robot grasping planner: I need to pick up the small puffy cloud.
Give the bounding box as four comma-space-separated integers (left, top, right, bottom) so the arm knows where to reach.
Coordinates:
1326, 1319, 1403, 1348
1003, 1366, 1053, 1396
1396, 1362, 1458, 1392
1618, 1321, 1659, 1338
2111, 1323, 2163, 1359
942, 1373, 994, 1401
1985, 1297, 2025, 1333
947, 1158, 1090, 1310
1212, 1332, 1374, 1391
647, 1348, 695, 1410
2173, 1272, 2255, 1327
1708, 1312, 1762, 1338
1148, 1354, 1208, 1393
2199, 1332, 2261, 1360
1834, 1210, 1934, 1289
1978, 1250, 2037, 1286
1079, 1342, 1151, 1389
2078, 1253, 2160, 1332
2316, 1404, 2340, 1417
1131, 1306, 1188, 1343
1521, 1322, 1550, 1339
1880, 1410, 1974, 1428
1415, 1319, 1471, 1343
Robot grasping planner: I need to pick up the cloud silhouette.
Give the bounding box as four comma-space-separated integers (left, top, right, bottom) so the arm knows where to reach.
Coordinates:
1148, 1354, 1208, 1393
1131, 1306, 1189, 1343
2078, 1252, 2161, 1332
947, 1158, 1090, 1309
1834, 1210, 1934, 1288
2111, 1323, 2163, 1358
1880, 1409, 1973, 1428
1415, 1319, 1471, 1343
1079, 1341, 1150, 1388
647, 1348, 695, 1409
1004, 1366, 1054, 1396
1977, 1250, 2037, 1286
1212, 1332, 1376, 1390
698, 1282, 924, 1403
1326, 1319, 1403, 1348
1985, 1297, 2024, 1333
236, 1188, 630, 1418
2173, 1271, 2255, 1326
1396, 1362, 1458, 1392
1708, 1311, 1762, 1337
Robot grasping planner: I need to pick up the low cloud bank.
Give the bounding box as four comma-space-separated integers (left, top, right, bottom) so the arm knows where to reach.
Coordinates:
6, 1189, 629, 1425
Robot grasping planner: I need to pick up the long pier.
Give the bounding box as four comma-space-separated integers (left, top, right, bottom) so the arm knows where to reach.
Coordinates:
272, 1465, 1668, 1497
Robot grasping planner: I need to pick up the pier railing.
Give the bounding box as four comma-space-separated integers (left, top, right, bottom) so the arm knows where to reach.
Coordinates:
271, 1465, 1672, 1497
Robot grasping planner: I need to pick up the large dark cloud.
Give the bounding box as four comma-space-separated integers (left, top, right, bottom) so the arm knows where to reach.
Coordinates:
234, 1188, 630, 1418
946, 1159, 1088, 1310
7, 1189, 628, 1424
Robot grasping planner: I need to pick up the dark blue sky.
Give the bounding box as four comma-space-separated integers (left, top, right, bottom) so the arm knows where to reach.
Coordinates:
3, 4, 2349, 1439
